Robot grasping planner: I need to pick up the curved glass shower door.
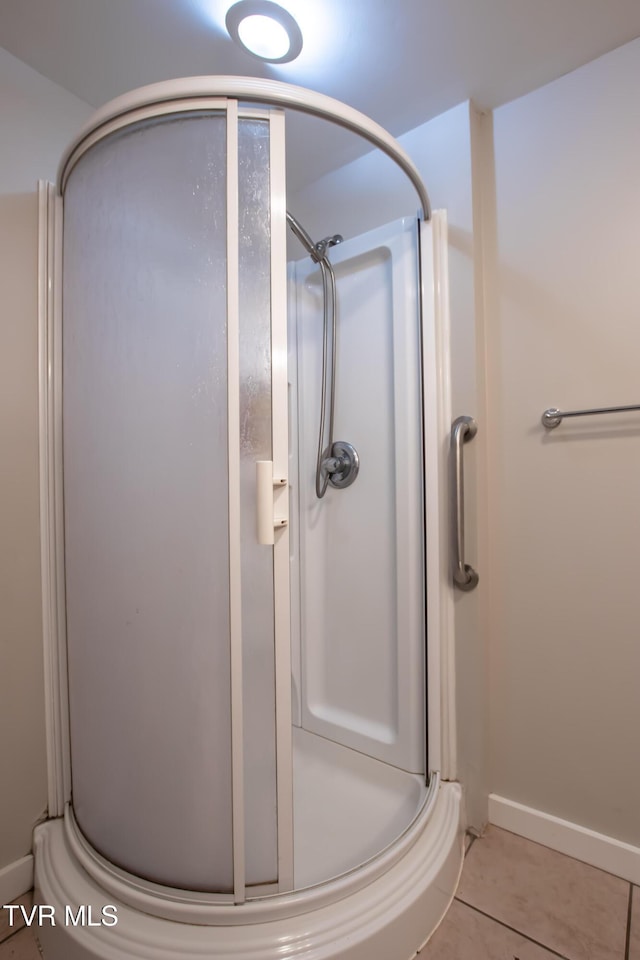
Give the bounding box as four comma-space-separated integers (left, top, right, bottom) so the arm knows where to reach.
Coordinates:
58, 85, 429, 908
62, 108, 290, 896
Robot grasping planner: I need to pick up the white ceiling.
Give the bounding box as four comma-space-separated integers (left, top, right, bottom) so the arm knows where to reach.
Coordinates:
1, 0, 640, 191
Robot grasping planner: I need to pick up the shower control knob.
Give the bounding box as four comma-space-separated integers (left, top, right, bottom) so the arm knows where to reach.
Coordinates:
324, 441, 359, 489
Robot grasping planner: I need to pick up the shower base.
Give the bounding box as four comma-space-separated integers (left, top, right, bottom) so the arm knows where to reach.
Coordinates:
33, 780, 462, 960
293, 726, 427, 886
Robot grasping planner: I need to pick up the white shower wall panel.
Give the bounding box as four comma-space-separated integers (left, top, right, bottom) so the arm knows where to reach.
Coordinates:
293, 217, 425, 773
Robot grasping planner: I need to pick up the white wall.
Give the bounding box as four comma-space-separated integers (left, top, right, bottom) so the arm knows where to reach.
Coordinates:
0, 46, 91, 874
290, 102, 490, 831
487, 37, 640, 846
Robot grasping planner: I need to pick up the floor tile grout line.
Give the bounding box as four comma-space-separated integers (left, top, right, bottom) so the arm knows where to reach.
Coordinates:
454, 896, 573, 960
625, 883, 633, 960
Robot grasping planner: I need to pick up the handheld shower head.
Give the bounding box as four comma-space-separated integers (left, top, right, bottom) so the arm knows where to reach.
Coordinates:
286, 211, 343, 264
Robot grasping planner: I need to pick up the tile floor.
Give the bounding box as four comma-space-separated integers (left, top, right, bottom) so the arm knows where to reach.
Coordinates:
0, 890, 41, 958
422, 827, 638, 960
1, 826, 638, 959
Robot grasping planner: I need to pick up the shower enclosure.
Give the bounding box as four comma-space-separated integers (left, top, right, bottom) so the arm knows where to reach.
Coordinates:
34, 78, 463, 960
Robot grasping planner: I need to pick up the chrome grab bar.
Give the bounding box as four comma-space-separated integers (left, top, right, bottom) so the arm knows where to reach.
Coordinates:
451, 416, 479, 592
542, 403, 640, 429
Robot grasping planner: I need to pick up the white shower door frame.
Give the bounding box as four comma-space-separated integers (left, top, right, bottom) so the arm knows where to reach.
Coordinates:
37, 100, 294, 904
37, 79, 458, 920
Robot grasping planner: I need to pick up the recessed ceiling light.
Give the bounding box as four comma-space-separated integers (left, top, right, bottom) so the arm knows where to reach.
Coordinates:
225, 1, 303, 64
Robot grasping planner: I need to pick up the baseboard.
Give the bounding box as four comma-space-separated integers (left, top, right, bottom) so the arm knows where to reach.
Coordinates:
0, 855, 34, 904
489, 794, 640, 885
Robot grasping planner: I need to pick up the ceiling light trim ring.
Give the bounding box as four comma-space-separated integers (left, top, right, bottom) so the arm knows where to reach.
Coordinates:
225, 1, 303, 64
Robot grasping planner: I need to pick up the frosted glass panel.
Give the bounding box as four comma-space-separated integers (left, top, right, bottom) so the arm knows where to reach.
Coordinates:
63, 114, 234, 892
237, 119, 277, 885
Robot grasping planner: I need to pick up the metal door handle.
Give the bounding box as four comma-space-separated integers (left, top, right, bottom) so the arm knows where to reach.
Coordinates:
451, 416, 479, 591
